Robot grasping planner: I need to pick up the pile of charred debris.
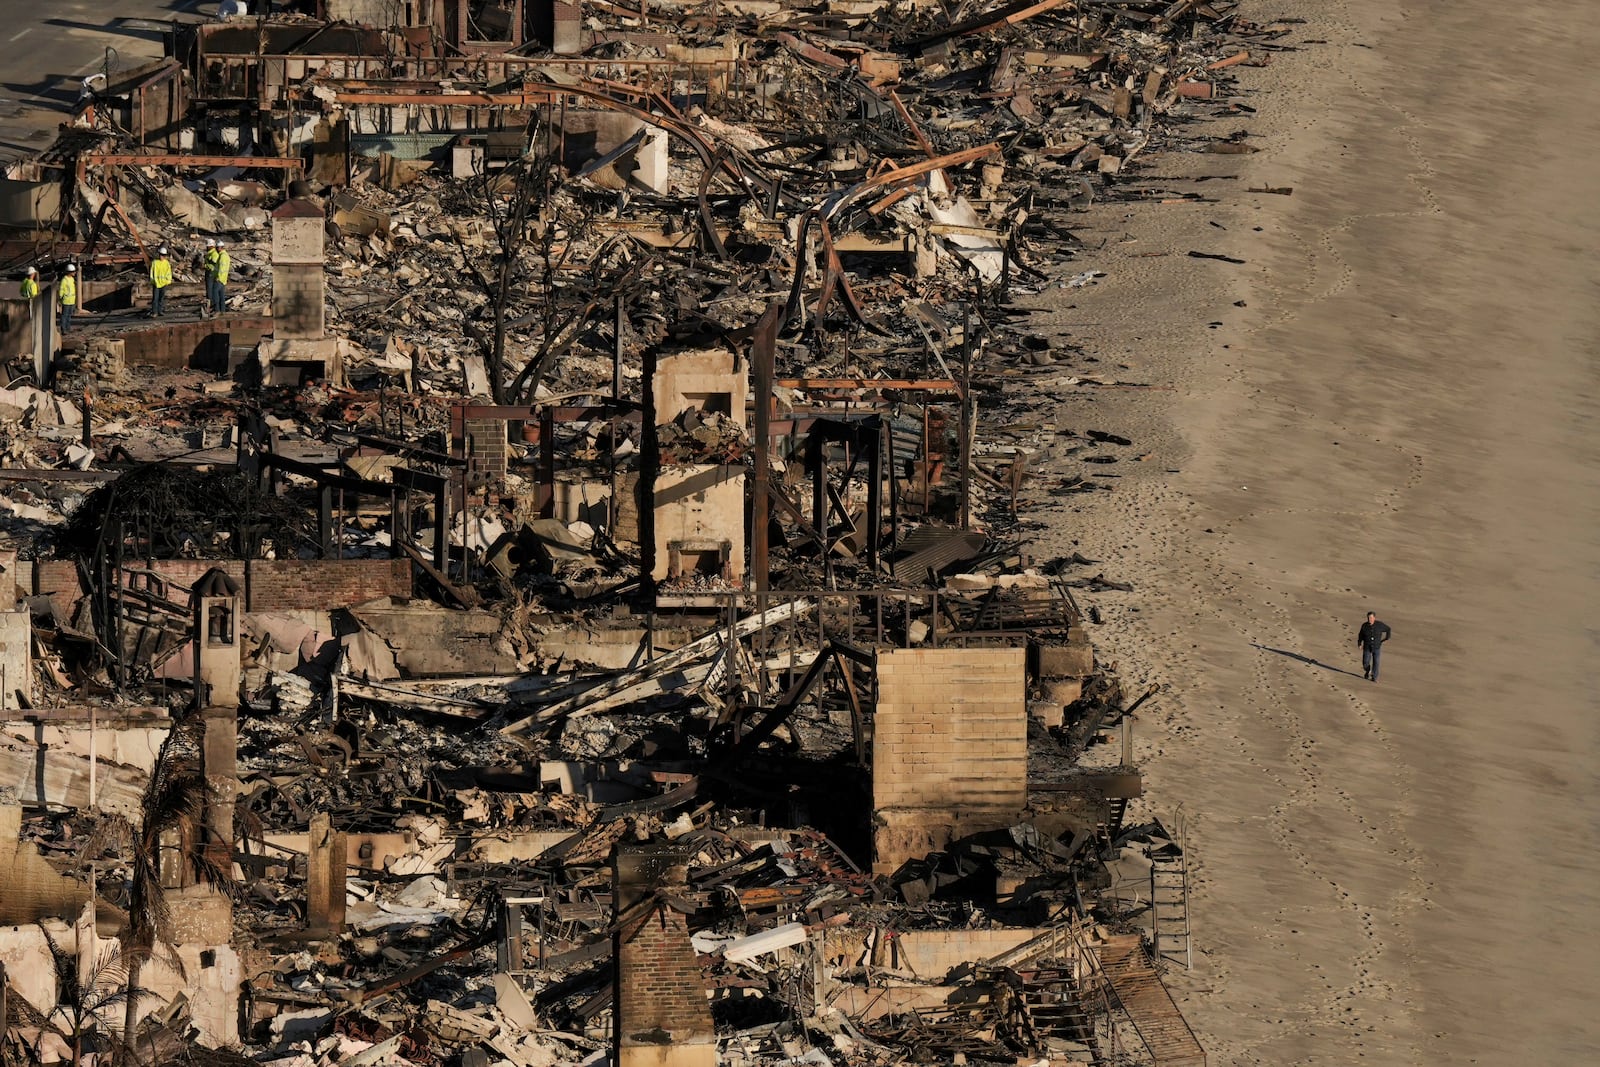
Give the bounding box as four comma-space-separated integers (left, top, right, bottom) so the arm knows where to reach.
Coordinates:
0, 0, 1306, 1064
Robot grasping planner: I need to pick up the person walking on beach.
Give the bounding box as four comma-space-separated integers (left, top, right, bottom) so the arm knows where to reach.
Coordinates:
1357, 611, 1391, 682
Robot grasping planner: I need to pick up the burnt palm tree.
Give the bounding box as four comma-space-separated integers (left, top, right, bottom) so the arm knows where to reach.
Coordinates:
25, 922, 149, 1066
110, 713, 230, 1064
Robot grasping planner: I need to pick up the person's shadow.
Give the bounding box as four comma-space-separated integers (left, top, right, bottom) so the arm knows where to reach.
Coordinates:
1251, 642, 1365, 679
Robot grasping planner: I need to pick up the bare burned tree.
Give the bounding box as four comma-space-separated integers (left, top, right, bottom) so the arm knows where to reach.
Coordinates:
461, 143, 552, 404
472, 155, 544, 404
459, 132, 609, 405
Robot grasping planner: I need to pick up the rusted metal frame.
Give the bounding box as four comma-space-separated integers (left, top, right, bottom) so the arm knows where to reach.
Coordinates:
99, 180, 152, 262
81, 199, 115, 262
820, 222, 873, 329
260, 451, 403, 498
350, 432, 465, 467
780, 215, 874, 336
580, 81, 775, 209
818, 143, 1001, 226
780, 144, 999, 332
866, 184, 919, 216
837, 645, 869, 767
811, 222, 843, 321
697, 149, 731, 262
781, 212, 819, 330
775, 31, 849, 72
304, 55, 732, 86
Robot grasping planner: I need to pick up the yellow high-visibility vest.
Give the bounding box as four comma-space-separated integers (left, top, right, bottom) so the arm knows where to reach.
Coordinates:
21, 277, 39, 300
150, 258, 172, 288
214, 250, 231, 285
58, 276, 77, 306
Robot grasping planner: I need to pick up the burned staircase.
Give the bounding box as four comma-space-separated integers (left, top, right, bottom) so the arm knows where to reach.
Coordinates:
1019, 958, 1123, 1065
1149, 816, 1193, 971
1096, 935, 1205, 1067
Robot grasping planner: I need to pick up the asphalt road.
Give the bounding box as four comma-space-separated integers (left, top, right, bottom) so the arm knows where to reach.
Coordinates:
0, 1, 212, 161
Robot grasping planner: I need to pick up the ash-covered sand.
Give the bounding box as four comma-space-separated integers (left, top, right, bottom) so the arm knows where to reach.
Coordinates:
1016, 0, 1599, 1061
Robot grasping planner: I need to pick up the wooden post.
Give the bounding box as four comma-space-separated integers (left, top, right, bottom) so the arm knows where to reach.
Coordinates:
750, 303, 780, 593
317, 485, 333, 558
539, 407, 556, 519
866, 417, 883, 571
306, 812, 347, 936
611, 294, 625, 535
640, 346, 658, 601
959, 307, 972, 530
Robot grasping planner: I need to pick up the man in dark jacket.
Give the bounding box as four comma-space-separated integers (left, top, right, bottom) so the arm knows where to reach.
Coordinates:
1356, 612, 1392, 682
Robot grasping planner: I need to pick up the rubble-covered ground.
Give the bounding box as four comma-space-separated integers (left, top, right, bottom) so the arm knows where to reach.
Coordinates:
0, 1, 1316, 1065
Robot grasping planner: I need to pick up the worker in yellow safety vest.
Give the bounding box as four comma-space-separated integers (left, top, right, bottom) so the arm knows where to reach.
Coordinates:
201, 239, 218, 317
148, 246, 172, 318
58, 265, 78, 332
205, 239, 231, 317
214, 242, 231, 314
21, 266, 39, 303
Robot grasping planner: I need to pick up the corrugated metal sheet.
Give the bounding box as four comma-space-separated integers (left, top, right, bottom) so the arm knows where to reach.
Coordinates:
350, 132, 458, 161
890, 527, 986, 580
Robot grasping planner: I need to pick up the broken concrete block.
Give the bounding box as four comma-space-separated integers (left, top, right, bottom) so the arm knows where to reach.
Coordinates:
1033, 635, 1094, 678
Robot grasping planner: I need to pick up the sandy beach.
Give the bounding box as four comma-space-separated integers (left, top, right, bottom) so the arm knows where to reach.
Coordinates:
1026, 0, 1599, 1061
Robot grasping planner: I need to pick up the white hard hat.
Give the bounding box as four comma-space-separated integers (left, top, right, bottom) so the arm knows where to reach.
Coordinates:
157, 246, 168, 255
65, 264, 76, 273
25, 265, 36, 274
207, 238, 218, 247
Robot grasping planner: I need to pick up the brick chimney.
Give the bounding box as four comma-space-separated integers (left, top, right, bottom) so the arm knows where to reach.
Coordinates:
613, 844, 717, 1067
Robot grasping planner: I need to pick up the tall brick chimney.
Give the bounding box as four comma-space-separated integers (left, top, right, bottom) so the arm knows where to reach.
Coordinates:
613, 844, 717, 1067
269, 197, 326, 340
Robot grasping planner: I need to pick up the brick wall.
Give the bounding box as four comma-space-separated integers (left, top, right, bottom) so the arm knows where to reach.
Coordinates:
271, 264, 325, 339
31, 558, 410, 615
247, 559, 410, 611
141, 560, 247, 596
616, 903, 716, 1045
462, 417, 509, 487
872, 647, 1028, 813
33, 560, 84, 618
